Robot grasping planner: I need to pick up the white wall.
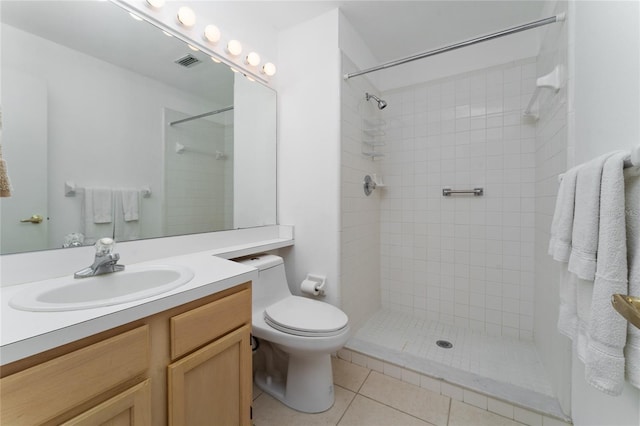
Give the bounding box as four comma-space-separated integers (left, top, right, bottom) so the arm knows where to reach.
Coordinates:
276, 10, 342, 306
569, 1, 640, 424
373, 29, 540, 93
533, 0, 572, 416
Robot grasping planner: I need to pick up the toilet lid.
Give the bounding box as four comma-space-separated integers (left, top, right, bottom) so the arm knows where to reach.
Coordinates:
264, 296, 349, 337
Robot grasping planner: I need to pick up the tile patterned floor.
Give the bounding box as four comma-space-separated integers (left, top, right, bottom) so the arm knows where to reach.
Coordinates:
252, 358, 572, 426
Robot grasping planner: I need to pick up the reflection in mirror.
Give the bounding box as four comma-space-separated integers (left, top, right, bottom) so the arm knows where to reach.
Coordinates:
0, 0, 277, 255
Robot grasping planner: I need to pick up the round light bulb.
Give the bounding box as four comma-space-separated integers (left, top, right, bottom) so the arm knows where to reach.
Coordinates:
211, 56, 221, 64
177, 6, 196, 27
188, 44, 199, 52
226, 40, 242, 56
262, 62, 276, 76
230, 67, 239, 73
245, 52, 260, 67
146, 0, 165, 8
204, 25, 221, 43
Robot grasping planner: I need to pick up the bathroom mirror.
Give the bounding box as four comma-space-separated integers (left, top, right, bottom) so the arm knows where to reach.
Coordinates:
0, 0, 277, 254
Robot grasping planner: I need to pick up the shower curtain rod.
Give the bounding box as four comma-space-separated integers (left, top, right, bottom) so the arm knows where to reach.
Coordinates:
169, 106, 234, 126
343, 13, 566, 80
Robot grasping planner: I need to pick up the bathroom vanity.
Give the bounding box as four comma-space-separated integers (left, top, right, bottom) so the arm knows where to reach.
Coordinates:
0, 253, 259, 425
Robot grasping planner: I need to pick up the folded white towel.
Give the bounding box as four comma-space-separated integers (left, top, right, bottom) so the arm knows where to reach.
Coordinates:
82, 188, 113, 244
91, 188, 113, 224
114, 193, 140, 242
549, 166, 580, 262
584, 152, 629, 396
568, 153, 616, 280
121, 189, 139, 222
623, 165, 640, 389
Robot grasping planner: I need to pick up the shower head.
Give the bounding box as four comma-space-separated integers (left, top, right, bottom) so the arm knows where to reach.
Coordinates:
365, 92, 387, 110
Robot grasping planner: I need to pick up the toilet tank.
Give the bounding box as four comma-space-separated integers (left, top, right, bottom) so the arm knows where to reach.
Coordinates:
234, 254, 292, 311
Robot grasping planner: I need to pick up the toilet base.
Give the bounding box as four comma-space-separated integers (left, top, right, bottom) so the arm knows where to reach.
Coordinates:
255, 352, 335, 413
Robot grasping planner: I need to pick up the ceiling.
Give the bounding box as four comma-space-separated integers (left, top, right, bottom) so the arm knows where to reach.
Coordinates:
203, 1, 549, 63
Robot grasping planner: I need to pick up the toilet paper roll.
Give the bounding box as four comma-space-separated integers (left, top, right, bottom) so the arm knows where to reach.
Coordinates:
300, 279, 320, 296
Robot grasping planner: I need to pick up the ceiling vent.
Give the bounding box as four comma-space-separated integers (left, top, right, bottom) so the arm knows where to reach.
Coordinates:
174, 54, 201, 68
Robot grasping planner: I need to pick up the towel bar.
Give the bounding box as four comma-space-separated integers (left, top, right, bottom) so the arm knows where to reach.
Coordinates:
442, 188, 484, 197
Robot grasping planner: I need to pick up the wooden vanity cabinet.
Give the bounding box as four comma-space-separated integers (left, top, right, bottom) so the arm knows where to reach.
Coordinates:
0, 282, 252, 426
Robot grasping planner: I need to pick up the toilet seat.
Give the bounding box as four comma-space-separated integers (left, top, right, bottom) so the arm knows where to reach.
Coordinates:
264, 296, 349, 337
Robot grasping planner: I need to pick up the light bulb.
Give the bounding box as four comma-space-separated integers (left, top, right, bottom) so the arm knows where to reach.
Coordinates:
211, 56, 221, 64
262, 62, 276, 76
230, 67, 239, 73
226, 40, 242, 56
146, 0, 165, 8
204, 25, 221, 43
177, 6, 196, 27
188, 44, 199, 52
245, 52, 260, 67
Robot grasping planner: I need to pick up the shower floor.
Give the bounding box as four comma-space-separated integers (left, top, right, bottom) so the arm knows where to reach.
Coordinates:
345, 309, 566, 419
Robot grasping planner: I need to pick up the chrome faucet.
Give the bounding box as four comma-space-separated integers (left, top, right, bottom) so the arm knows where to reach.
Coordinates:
74, 237, 125, 279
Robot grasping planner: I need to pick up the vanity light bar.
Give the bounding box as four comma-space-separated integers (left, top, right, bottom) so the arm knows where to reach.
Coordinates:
111, 0, 275, 82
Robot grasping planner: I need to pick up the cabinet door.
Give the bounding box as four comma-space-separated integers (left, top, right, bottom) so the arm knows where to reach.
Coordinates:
62, 380, 151, 426
168, 325, 252, 426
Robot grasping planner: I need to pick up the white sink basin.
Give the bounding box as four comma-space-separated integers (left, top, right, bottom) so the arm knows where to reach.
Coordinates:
9, 265, 194, 312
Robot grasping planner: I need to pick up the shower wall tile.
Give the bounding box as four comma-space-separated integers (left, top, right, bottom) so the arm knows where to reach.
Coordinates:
379, 58, 537, 339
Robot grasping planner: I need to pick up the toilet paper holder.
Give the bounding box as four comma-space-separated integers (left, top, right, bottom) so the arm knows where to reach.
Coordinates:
301, 274, 326, 297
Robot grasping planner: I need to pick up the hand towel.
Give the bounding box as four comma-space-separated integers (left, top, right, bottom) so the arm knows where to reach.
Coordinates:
121, 189, 140, 222
114, 191, 140, 242
584, 152, 629, 396
623, 165, 640, 389
91, 188, 113, 223
549, 166, 579, 263
82, 188, 114, 245
568, 153, 616, 280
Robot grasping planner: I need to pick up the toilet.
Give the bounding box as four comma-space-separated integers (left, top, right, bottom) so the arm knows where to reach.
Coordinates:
235, 254, 350, 413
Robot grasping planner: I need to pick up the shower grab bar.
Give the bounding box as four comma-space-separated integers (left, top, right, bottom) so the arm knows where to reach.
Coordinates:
344, 14, 566, 80
442, 188, 484, 197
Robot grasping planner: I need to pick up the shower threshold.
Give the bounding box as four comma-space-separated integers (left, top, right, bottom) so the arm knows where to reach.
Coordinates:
345, 309, 568, 422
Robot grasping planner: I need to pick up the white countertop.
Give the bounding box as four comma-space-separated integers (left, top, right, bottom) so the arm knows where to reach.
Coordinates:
0, 252, 258, 365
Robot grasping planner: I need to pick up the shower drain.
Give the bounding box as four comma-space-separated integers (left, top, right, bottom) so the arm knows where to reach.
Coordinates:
436, 340, 453, 349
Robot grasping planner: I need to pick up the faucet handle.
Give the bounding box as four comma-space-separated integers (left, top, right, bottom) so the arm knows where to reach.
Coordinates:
95, 237, 116, 255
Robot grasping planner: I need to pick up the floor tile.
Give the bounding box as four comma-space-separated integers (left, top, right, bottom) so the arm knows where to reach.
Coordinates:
358, 371, 450, 426
337, 395, 434, 426
332, 357, 371, 392
448, 400, 524, 426
252, 385, 355, 426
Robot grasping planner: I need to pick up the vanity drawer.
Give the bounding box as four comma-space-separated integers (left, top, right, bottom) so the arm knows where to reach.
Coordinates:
170, 287, 251, 360
0, 325, 149, 425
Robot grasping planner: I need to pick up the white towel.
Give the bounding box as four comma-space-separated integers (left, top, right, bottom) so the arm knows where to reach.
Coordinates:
549, 166, 579, 262
82, 188, 113, 245
114, 191, 140, 242
584, 152, 629, 396
91, 188, 113, 223
568, 153, 616, 280
121, 189, 140, 222
624, 165, 640, 389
